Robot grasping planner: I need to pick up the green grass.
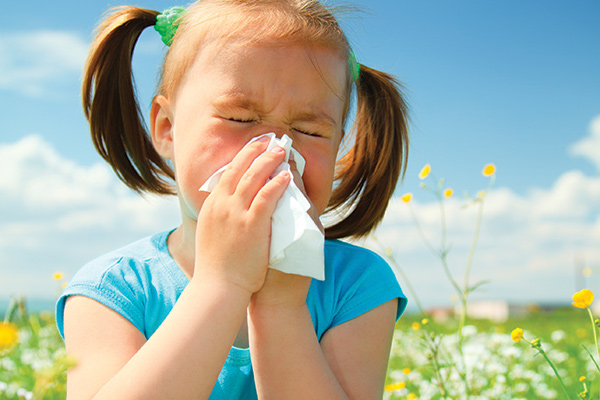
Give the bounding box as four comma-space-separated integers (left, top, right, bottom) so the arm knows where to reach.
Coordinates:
385, 307, 598, 400
1, 305, 598, 399
1, 310, 70, 400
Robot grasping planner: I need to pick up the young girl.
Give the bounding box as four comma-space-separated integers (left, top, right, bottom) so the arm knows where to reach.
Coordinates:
56, 1, 409, 398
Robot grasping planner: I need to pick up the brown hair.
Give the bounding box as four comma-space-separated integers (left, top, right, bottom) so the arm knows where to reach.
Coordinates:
82, 0, 409, 239
326, 65, 409, 239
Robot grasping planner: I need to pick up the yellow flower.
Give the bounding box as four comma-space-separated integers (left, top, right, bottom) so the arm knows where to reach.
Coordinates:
511, 327, 523, 343
580, 376, 586, 382
572, 289, 594, 309
443, 188, 453, 198
419, 164, 431, 180
401, 193, 413, 203
407, 393, 418, 400
53, 272, 64, 281
384, 381, 406, 392
477, 190, 486, 198
402, 368, 411, 375
530, 338, 541, 349
482, 163, 496, 177
412, 322, 421, 331
0, 322, 18, 351
421, 318, 429, 325
580, 390, 589, 399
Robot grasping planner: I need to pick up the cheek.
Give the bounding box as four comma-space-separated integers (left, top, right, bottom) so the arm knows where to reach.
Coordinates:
302, 150, 336, 213
173, 143, 212, 190
172, 128, 238, 186
171, 140, 227, 207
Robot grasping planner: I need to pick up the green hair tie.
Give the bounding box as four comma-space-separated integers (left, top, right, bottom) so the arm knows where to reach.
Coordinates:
155, 6, 188, 46
349, 50, 360, 82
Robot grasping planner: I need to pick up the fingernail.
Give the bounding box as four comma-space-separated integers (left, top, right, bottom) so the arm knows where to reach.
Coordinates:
258, 135, 270, 143
289, 151, 295, 161
271, 146, 285, 154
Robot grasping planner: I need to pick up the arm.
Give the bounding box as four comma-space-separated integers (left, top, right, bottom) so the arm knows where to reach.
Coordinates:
320, 298, 398, 399
64, 278, 251, 400
64, 131, 291, 399
248, 270, 398, 400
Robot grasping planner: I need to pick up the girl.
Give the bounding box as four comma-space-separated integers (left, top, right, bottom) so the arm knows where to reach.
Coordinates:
57, 1, 409, 399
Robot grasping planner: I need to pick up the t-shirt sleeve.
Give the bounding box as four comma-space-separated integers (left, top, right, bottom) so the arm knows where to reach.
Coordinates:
326, 241, 408, 330
55, 257, 146, 339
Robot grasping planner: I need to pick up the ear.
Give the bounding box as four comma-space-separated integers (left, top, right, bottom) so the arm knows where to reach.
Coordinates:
151, 94, 174, 159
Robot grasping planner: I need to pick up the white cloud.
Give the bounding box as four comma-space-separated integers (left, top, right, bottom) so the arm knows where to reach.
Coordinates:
356, 116, 600, 310
0, 31, 88, 96
361, 162, 600, 310
0, 135, 180, 300
570, 115, 600, 171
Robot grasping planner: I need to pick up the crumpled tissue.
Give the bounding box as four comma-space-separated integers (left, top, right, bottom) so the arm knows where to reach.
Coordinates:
199, 132, 325, 281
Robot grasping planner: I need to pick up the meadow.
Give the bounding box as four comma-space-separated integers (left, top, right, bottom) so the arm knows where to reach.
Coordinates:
0, 299, 72, 400
0, 300, 597, 399
385, 307, 597, 399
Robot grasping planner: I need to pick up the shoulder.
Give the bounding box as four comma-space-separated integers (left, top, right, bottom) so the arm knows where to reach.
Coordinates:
324, 239, 388, 268
56, 230, 180, 338
323, 240, 400, 290
308, 240, 407, 339
66, 231, 168, 291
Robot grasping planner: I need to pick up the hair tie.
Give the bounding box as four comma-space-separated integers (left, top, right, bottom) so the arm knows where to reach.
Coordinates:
155, 6, 188, 46
349, 51, 360, 82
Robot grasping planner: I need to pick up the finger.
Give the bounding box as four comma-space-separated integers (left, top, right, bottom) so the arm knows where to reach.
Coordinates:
235, 146, 288, 206
215, 136, 271, 195
249, 169, 291, 218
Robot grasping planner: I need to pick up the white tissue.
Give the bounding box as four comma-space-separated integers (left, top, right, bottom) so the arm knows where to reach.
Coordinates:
199, 133, 325, 281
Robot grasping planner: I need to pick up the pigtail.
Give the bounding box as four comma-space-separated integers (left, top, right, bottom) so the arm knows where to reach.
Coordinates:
82, 7, 175, 195
325, 65, 409, 239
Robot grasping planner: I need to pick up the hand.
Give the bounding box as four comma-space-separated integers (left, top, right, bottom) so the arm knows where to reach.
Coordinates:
250, 155, 319, 309
192, 138, 291, 296
251, 268, 312, 310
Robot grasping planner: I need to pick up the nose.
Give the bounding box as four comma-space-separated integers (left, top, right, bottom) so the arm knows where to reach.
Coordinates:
253, 130, 306, 175
259, 126, 287, 140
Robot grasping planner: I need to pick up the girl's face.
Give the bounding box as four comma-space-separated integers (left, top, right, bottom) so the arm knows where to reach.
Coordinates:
154, 40, 347, 222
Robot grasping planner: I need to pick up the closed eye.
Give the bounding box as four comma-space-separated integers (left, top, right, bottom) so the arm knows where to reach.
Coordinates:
292, 127, 321, 137
228, 117, 256, 123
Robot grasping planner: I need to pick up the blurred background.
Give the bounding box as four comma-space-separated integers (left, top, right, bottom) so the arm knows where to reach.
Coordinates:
1, 0, 599, 313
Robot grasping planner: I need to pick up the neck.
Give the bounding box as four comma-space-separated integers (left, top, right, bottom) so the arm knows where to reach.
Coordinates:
167, 221, 196, 280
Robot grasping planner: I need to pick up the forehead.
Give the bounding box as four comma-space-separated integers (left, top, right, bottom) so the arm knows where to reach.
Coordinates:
184, 40, 348, 109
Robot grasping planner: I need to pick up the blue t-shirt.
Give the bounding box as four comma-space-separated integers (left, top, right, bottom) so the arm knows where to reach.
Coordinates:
56, 230, 407, 399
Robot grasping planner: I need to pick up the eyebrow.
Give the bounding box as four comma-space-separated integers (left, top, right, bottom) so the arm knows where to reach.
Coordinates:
213, 95, 260, 113
294, 110, 337, 127
213, 94, 338, 127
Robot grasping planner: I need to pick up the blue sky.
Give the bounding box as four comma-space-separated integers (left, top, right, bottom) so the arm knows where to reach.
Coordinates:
1, 1, 599, 310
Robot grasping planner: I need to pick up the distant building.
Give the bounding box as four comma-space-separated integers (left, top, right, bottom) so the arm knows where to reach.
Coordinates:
425, 300, 572, 323
454, 300, 509, 323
